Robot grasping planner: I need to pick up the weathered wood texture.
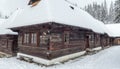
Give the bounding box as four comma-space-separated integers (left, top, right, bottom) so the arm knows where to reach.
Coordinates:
18, 45, 49, 59
113, 38, 120, 45
0, 35, 18, 55
11, 22, 112, 59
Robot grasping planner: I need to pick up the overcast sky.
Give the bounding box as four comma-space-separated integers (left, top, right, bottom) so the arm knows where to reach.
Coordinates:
0, 0, 117, 15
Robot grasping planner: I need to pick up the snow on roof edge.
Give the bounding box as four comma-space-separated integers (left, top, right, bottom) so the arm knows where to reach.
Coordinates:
6, 0, 111, 35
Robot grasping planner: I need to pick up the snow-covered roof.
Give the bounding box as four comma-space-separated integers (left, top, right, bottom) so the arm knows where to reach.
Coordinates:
0, 19, 6, 24
0, 8, 22, 35
3, 0, 110, 34
106, 24, 120, 37
0, 19, 17, 35
0, 28, 17, 35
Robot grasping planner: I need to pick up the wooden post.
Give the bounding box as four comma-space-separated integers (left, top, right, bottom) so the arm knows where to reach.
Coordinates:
22, 33, 24, 45
37, 32, 39, 47
85, 33, 90, 49
100, 35, 104, 48
6, 39, 8, 48
94, 33, 96, 48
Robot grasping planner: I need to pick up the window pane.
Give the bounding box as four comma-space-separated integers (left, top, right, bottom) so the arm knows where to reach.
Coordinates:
26, 34, 29, 43
24, 33, 29, 44
34, 34, 37, 43
69, 32, 84, 41
24, 34, 26, 43
31, 33, 37, 44
50, 33, 62, 43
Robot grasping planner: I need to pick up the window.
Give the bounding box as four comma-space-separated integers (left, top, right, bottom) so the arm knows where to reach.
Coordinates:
1, 39, 6, 46
23, 33, 37, 45
96, 35, 100, 41
69, 32, 84, 40
40, 33, 49, 45
50, 33, 62, 43
90, 34, 94, 41
64, 33, 69, 43
31, 33, 37, 44
24, 33, 29, 44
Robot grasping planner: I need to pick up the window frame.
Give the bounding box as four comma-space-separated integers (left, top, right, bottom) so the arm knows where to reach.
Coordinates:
23, 33, 37, 45
64, 32, 70, 44
31, 33, 37, 44
23, 33, 30, 44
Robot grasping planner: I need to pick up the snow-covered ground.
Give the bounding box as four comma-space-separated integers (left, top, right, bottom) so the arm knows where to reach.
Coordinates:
0, 46, 120, 69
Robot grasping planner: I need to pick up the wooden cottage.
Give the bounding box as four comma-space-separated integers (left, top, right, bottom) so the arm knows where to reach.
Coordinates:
0, 33, 18, 55
12, 22, 94, 59
4, 0, 111, 65
0, 16, 18, 56
106, 24, 120, 45
0, 24, 18, 55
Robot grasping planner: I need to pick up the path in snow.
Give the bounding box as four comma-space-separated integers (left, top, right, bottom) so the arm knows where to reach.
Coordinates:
0, 46, 120, 69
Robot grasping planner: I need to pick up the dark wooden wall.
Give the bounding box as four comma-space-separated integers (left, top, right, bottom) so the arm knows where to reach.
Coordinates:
0, 35, 18, 55
11, 22, 112, 59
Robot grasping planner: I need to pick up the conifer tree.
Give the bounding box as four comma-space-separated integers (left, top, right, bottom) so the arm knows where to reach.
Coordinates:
114, 0, 120, 23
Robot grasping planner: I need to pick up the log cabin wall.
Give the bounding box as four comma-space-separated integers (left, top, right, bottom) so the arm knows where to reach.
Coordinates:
107, 37, 110, 46
0, 35, 18, 55
88, 33, 96, 48
109, 37, 114, 46
13, 22, 108, 59
113, 38, 120, 45
103, 38, 107, 46
113, 39, 117, 45
49, 23, 89, 59
49, 26, 87, 51
105, 36, 110, 46
17, 23, 51, 59
100, 35, 110, 47
15, 22, 93, 59
94, 34, 101, 47
100, 35, 104, 47
84, 33, 102, 49
117, 39, 120, 45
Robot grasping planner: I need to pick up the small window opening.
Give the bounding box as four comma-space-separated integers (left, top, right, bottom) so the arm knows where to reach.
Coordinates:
28, 0, 41, 7
70, 6, 74, 10
64, 33, 69, 44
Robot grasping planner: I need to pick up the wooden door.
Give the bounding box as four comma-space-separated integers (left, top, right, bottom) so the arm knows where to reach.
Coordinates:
85, 36, 90, 49
12, 37, 18, 53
